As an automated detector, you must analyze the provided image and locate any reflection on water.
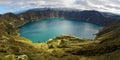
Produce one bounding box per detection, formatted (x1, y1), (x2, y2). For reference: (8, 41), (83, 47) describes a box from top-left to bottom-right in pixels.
(20, 18), (103, 42)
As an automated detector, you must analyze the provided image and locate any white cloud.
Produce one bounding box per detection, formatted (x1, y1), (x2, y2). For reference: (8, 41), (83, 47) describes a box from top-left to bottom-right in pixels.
(0, 0), (13, 5)
(0, 0), (120, 14)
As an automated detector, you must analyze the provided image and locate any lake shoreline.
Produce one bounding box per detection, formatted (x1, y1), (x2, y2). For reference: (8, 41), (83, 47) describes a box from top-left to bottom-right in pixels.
(19, 18), (103, 43)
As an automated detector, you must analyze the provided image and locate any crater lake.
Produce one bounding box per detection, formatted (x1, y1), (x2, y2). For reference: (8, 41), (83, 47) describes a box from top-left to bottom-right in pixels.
(19, 18), (103, 42)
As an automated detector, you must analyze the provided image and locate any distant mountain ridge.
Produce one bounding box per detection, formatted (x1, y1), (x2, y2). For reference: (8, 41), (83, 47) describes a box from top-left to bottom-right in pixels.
(1, 8), (120, 26)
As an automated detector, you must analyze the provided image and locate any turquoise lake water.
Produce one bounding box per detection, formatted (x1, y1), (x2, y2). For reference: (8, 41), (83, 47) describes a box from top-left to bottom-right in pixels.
(19, 18), (103, 42)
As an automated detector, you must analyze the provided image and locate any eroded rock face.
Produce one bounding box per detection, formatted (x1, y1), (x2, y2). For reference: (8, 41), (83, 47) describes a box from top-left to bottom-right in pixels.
(1, 8), (118, 25)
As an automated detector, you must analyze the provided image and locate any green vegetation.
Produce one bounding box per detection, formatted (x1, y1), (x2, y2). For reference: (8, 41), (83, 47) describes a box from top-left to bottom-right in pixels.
(0, 14), (120, 60)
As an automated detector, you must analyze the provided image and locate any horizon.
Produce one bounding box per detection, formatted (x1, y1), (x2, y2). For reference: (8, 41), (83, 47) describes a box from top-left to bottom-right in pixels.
(0, 8), (119, 16)
(0, 0), (120, 14)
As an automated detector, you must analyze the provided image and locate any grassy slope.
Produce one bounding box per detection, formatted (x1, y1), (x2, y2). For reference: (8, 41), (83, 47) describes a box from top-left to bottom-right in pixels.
(0, 16), (120, 60)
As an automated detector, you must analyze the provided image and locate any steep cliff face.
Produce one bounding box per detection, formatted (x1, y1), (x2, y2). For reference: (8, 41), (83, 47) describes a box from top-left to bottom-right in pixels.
(0, 9), (120, 60)
(13, 9), (116, 25)
(0, 8), (115, 26)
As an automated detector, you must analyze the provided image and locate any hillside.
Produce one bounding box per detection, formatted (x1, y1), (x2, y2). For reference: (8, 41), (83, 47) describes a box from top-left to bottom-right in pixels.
(0, 9), (120, 60)
(1, 9), (117, 25)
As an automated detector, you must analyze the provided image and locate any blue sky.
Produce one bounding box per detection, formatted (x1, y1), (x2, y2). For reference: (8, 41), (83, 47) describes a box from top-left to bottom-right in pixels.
(0, 0), (120, 14)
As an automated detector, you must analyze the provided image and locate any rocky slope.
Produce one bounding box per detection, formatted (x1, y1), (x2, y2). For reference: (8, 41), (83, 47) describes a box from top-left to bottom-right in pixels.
(1, 8), (118, 25)
(0, 8), (120, 60)
(20, 9), (114, 25)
